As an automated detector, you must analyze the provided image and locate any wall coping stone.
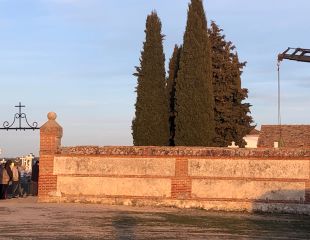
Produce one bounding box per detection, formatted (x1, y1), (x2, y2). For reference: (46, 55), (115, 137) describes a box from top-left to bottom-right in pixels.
(60, 146), (310, 158)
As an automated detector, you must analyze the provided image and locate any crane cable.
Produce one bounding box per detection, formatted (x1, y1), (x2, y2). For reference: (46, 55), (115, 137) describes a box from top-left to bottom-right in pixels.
(277, 61), (281, 126)
(277, 60), (283, 147)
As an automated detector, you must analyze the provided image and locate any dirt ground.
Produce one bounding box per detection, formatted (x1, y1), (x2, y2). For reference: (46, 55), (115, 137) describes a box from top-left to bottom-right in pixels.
(0, 197), (310, 240)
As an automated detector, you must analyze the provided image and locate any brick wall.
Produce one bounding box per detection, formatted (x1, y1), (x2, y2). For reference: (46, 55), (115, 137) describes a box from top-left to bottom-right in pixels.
(39, 115), (310, 214)
(171, 158), (191, 199)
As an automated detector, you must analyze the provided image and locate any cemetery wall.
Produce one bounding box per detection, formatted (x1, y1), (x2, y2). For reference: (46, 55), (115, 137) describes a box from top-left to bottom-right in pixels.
(38, 114), (310, 214)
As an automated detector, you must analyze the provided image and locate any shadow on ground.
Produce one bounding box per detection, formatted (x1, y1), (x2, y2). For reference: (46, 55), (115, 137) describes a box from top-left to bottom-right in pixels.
(0, 197), (310, 239)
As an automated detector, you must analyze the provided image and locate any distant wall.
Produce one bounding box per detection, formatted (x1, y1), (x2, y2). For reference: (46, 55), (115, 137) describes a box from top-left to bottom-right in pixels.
(243, 135), (259, 148)
(38, 114), (310, 214)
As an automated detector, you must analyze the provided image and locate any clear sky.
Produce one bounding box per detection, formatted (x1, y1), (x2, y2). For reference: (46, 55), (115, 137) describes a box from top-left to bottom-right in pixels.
(0, 0), (309, 157)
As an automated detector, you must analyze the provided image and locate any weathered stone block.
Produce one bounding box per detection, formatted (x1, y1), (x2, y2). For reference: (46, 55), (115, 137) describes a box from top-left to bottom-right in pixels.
(192, 179), (305, 201)
(57, 176), (171, 197)
(54, 157), (175, 176)
(189, 159), (309, 179)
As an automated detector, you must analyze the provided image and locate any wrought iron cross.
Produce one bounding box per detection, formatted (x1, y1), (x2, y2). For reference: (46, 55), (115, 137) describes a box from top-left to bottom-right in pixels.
(0, 102), (39, 131)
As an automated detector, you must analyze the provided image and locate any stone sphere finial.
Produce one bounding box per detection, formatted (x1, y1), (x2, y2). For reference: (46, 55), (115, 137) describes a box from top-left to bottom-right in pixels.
(47, 112), (57, 121)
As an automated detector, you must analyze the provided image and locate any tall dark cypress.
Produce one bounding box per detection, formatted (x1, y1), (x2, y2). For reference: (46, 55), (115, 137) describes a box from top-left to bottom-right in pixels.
(132, 11), (169, 146)
(209, 22), (254, 147)
(167, 45), (182, 146)
(174, 0), (215, 146)
(231, 54), (254, 147)
(209, 22), (235, 147)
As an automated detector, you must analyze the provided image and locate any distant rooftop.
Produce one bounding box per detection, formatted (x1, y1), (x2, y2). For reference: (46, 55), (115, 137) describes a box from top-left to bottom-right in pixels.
(248, 128), (260, 135)
(257, 125), (310, 148)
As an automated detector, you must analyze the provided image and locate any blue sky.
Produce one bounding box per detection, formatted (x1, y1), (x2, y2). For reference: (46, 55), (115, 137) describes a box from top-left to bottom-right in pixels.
(0, 0), (309, 157)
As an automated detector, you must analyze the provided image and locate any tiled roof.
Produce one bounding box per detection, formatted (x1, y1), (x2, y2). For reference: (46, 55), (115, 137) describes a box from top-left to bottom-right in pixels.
(257, 125), (310, 148)
(248, 128), (260, 135)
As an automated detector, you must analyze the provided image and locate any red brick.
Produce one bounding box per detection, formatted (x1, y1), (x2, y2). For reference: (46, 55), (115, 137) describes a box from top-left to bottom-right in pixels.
(39, 116), (62, 198)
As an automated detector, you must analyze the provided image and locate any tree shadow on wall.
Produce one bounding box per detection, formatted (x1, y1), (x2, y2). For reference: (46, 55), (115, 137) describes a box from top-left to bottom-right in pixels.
(248, 189), (310, 239)
(112, 213), (137, 240)
(251, 189), (308, 214)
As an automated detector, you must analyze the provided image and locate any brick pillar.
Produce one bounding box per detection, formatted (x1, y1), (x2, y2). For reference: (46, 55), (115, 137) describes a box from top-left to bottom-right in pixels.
(38, 112), (63, 201)
(171, 158), (191, 199)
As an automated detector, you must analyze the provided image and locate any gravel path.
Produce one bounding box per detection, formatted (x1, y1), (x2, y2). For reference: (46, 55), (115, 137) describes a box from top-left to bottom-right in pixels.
(0, 197), (310, 239)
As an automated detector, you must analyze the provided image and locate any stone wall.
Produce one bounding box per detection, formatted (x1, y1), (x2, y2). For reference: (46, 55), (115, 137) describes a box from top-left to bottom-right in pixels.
(38, 114), (310, 214)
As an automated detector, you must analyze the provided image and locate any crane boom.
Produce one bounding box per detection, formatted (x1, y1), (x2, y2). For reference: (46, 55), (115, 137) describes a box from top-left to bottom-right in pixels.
(275, 47), (309, 147)
(278, 47), (310, 63)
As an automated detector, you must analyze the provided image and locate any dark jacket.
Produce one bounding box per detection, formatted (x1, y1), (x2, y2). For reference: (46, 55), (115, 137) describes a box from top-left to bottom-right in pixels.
(31, 162), (39, 182)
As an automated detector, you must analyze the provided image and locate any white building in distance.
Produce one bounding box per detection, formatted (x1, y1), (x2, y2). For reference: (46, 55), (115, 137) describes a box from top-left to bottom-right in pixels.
(21, 153), (35, 172)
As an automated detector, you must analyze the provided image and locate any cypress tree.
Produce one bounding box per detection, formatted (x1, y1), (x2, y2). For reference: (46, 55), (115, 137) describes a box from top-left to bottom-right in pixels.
(174, 0), (215, 146)
(230, 54), (254, 147)
(132, 11), (169, 146)
(209, 21), (254, 147)
(209, 22), (235, 147)
(167, 45), (182, 146)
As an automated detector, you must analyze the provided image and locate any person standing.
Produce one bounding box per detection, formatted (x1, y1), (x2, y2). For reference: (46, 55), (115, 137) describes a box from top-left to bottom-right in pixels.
(6, 160), (14, 198)
(0, 163), (10, 199)
(20, 166), (29, 197)
(31, 161), (39, 196)
(0, 160), (13, 199)
(12, 165), (23, 198)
